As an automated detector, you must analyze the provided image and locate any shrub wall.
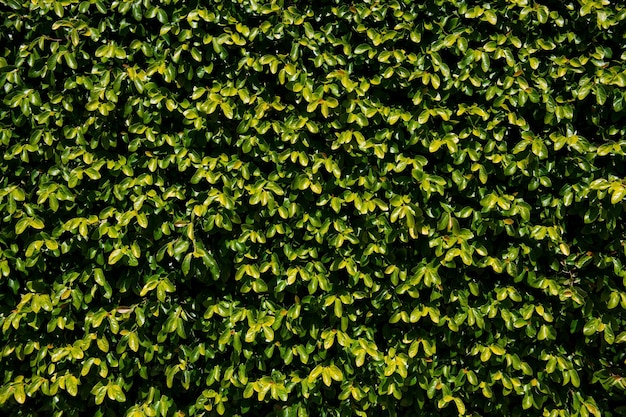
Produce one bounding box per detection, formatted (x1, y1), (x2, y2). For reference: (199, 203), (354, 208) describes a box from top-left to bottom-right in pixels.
(1, 0), (626, 416)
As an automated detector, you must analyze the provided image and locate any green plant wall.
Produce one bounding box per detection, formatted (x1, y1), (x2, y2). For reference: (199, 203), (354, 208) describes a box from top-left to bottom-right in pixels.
(1, 0), (626, 416)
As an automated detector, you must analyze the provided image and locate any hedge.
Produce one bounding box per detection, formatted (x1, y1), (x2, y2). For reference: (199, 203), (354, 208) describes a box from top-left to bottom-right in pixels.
(1, 0), (626, 416)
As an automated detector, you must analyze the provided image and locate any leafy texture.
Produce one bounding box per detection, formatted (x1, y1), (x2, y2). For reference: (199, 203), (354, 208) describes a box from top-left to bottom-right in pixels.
(1, 0), (626, 416)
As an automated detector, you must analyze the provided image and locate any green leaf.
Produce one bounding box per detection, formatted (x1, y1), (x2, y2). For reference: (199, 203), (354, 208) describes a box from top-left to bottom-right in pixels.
(483, 10), (497, 25)
(65, 53), (78, 69)
(182, 253), (192, 276)
(220, 101), (234, 119)
(613, 91), (624, 111)
(328, 364), (343, 382)
(252, 279), (268, 293)
(13, 383), (26, 404)
(569, 369), (580, 388)
(583, 319), (599, 336)
(292, 175), (310, 190)
(65, 375), (78, 397)
(595, 84), (607, 105)
(97, 336), (109, 353)
(108, 248), (124, 265)
(611, 187), (626, 204)
(106, 383), (126, 402)
(481, 52), (490, 72)
(128, 332), (139, 352)
(15, 218), (29, 235)
(454, 397), (466, 415)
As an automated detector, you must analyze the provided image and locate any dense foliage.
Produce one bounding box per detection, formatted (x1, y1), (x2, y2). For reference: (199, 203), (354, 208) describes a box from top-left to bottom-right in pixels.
(2, 0), (626, 416)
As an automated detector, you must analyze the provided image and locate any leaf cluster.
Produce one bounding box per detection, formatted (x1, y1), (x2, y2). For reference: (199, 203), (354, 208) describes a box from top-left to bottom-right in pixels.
(1, 0), (626, 416)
